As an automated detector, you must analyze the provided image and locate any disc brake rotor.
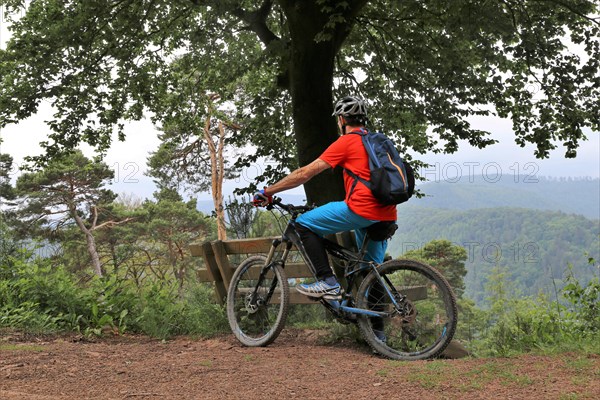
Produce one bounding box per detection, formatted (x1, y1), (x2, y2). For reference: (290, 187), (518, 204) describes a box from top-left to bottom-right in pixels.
(244, 293), (266, 314)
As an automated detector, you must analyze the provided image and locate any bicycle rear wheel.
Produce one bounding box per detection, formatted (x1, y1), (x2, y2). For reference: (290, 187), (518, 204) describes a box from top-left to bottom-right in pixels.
(356, 259), (457, 360)
(227, 255), (289, 347)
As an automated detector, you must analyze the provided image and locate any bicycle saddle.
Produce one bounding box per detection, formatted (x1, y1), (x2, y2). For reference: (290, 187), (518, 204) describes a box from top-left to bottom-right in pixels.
(366, 221), (398, 241)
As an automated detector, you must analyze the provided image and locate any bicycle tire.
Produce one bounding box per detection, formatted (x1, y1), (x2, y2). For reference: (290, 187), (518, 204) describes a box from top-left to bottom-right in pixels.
(227, 255), (289, 347)
(356, 259), (457, 360)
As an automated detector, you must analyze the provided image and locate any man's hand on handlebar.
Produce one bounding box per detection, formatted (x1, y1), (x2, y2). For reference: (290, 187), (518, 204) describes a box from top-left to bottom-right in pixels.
(252, 188), (273, 207)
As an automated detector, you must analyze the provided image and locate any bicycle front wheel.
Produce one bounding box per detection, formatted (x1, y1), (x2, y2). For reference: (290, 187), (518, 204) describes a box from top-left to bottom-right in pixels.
(227, 255), (289, 347)
(356, 259), (457, 360)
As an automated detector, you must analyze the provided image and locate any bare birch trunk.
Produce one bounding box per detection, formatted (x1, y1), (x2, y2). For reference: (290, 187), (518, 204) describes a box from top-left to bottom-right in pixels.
(204, 117), (227, 240)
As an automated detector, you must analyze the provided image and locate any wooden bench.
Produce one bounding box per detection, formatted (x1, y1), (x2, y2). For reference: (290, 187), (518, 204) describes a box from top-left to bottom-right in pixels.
(189, 233), (429, 306)
(189, 232), (357, 304)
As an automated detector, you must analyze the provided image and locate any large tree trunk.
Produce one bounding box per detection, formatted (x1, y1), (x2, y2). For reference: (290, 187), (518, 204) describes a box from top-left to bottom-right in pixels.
(282, 1), (366, 205)
(290, 53), (345, 206)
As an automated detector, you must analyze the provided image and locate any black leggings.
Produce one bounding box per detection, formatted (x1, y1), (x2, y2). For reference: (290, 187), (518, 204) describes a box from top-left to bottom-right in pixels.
(296, 223), (334, 279)
(297, 222), (384, 331)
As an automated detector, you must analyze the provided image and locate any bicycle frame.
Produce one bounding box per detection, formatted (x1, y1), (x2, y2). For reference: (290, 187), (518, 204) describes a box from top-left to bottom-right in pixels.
(229, 199), (458, 358)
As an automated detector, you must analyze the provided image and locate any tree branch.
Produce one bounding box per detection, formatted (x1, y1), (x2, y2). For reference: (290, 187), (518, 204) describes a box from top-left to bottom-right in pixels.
(91, 205), (99, 229)
(93, 217), (135, 231)
(331, 0), (370, 53)
(232, 0), (281, 46)
(547, 0), (600, 26)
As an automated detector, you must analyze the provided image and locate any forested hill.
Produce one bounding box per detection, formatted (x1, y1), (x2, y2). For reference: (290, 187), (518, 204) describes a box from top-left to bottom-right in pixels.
(197, 176), (599, 307)
(389, 206), (600, 306)
(412, 175), (600, 219)
(198, 176), (599, 218)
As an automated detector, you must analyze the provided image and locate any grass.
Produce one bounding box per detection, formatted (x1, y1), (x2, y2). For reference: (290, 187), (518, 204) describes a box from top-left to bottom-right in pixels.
(0, 344), (45, 352)
(522, 336), (600, 357)
(385, 360), (454, 389)
(458, 381), (483, 392)
(562, 355), (599, 392)
(321, 323), (362, 344)
(570, 375), (590, 386)
(559, 394), (580, 400)
(498, 370), (534, 387)
(458, 361), (499, 390)
(412, 373), (442, 389)
(385, 359), (542, 392)
(424, 360), (448, 372)
(382, 351), (598, 396)
(565, 356), (594, 373)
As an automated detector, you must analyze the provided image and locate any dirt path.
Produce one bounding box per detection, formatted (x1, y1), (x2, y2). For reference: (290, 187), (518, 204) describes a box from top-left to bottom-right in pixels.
(1, 330), (598, 400)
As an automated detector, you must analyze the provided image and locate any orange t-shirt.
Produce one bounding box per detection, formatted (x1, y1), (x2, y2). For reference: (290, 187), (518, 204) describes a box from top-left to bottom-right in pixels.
(318, 130), (397, 221)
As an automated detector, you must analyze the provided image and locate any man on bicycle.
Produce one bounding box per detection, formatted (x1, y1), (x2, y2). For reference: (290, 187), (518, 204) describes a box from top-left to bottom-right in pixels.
(253, 96), (397, 300)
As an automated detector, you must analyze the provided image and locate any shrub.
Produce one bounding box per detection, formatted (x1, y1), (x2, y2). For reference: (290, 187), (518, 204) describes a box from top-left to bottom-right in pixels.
(0, 302), (60, 333)
(0, 253), (228, 339)
(180, 283), (228, 337)
(135, 281), (228, 339)
(561, 262), (600, 334)
(475, 260), (600, 356)
(136, 282), (187, 339)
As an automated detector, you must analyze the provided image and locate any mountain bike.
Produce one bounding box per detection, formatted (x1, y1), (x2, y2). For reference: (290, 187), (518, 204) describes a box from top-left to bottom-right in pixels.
(226, 197), (457, 360)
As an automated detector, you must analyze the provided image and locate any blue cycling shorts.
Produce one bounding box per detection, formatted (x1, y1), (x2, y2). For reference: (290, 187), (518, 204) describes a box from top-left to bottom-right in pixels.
(296, 201), (390, 264)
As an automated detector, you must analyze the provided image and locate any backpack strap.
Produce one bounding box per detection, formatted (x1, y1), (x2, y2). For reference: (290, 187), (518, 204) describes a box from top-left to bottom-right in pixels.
(345, 169), (371, 201)
(347, 127), (368, 137)
(344, 128), (370, 200)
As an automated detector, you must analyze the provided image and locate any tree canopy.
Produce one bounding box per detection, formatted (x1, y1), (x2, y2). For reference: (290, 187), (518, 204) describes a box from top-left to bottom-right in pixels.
(15, 150), (118, 276)
(403, 239), (468, 297)
(0, 0), (598, 203)
(0, 149), (15, 203)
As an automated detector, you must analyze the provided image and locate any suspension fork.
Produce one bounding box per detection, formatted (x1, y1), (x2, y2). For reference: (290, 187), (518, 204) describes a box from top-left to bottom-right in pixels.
(249, 239), (293, 305)
(265, 241), (292, 301)
(249, 239), (281, 304)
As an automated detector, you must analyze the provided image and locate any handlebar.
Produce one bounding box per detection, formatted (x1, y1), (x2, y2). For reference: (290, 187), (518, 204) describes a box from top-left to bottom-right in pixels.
(266, 197), (315, 215)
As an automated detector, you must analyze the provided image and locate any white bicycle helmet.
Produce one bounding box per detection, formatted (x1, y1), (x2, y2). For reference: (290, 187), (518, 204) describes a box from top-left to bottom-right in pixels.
(332, 96), (367, 117)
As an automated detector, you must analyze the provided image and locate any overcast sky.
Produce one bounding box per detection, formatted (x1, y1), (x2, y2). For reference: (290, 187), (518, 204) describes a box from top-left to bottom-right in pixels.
(1, 11), (598, 202)
(1, 100), (598, 203)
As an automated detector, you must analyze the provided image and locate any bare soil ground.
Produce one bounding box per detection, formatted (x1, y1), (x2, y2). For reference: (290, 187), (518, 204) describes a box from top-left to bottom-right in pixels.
(1, 329), (598, 400)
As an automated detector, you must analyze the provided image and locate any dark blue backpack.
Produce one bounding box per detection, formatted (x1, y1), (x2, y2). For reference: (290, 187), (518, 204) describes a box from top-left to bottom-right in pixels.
(346, 130), (414, 205)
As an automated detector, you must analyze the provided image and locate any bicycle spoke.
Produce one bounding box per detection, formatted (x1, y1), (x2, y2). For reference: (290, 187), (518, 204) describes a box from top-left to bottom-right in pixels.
(357, 259), (457, 360)
(227, 256), (289, 347)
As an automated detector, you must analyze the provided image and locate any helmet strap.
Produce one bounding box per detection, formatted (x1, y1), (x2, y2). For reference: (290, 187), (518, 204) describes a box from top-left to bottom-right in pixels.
(337, 115), (348, 135)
